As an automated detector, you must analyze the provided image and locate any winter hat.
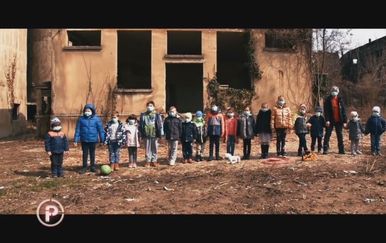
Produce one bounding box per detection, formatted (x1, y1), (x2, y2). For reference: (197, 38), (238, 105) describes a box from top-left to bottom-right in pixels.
(315, 106), (323, 113)
(50, 117), (61, 127)
(372, 106), (381, 113)
(331, 86), (339, 93)
(350, 111), (358, 118)
(196, 111), (203, 117)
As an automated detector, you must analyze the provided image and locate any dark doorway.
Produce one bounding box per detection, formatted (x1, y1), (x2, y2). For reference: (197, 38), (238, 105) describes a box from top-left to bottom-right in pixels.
(217, 32), (251, 89)
(166, 64), (203, 113)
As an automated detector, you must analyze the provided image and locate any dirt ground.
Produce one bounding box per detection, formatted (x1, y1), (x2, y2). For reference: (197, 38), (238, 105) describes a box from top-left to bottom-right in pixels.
(0, 131), (385, 214)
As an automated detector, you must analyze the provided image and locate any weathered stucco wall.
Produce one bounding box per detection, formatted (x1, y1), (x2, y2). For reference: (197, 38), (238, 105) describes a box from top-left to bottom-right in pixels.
(31, 29), (312, 138)
(0, 29), (27, 138)
(252, 29), (312, 114)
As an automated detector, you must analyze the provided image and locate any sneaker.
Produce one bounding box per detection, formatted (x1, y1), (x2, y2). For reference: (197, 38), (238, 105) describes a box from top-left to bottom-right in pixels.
(169, 161), (176, 166)
(208, 157), (214, 161)
(145, 162), (151, 167)
(79, 168), (87, 174)
(377, 152), (383, 156)
(90, 167), (97, 173)
(351, 152), (357, 156)
(187, 159), (193, 163)
(151, 162), (159, 167)
(133, 163), (137, 168)
(356, 150), (362, 155)
(372, 152), (377, 156)
(339, 151), (345, 155)
(323, 150), (328, 155)
(51, 174), (58, 178)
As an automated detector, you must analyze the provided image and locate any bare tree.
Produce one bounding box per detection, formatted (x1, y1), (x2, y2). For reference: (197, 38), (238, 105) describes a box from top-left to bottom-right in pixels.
(312, 29), (352, 106)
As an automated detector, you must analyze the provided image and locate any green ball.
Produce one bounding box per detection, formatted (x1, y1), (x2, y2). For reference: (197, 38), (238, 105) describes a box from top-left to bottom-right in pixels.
(100, 165), (112, 175)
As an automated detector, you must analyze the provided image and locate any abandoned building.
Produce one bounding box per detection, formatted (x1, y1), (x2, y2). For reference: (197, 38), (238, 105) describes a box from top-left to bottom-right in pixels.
(0, 29), (28, 138)
(1, 29), (313, 138)
(340, 36), (386, 107)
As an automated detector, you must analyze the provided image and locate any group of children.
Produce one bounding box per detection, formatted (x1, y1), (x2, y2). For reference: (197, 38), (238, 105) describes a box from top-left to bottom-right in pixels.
(43, 98), (386, 178)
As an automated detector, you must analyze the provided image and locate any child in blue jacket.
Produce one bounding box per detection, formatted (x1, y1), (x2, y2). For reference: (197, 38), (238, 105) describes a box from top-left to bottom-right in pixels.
(45, 117), (69, 177)
(364, 106), (386, 156)
(74, 104), (105, 174)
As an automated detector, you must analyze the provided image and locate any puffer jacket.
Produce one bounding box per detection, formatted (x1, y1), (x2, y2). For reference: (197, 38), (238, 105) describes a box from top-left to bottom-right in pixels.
(365, 115), (386, 135)
(45, 131), (69, 154)
(347, 119), (365, 140)
(74, 104), (105, 143)
(271, 105), (292, 129)
(193, 117), (207, 144)
(294, 114), (308, 135)
(206, 112), (225, 137)
(163, 116), (182, 140)
(104, 120), (126, 146)
(238, 114), (255, 139)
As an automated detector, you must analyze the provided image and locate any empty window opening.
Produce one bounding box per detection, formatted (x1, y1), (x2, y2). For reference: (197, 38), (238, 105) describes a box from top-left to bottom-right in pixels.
(265, 30), (296, 50)
(118, 31), (151, 89)
(217, 32), (251, 89)
(12, 104), (20, 120)
(67, 30), (101, 46)
(166, 64), (203, 113)
(167, 31), (201, 55)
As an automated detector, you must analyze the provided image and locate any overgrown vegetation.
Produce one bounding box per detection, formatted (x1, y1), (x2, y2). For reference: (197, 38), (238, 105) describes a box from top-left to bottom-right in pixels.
(5, 55), (17, 108)
(207, 76), (256, 113)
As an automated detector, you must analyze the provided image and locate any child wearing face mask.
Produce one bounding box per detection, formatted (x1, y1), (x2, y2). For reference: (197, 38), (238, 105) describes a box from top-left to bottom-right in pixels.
(193, 110), (207, 161)
(104, 111), (126, 171)
(139, 101), (164, 167)
(364, 106), (386, 156)
(255, 103), (272, 159)
(206, 105), (225, 161)
(346, 111), (365, 156)
(44, 117), (69, 177)
(306, 106), (326, 153)
(238, 107), (255, 160)
(181, 112), (197, 163)
(124, 114), (141, 168)
(74, 104), (106, 174)
(224, 108), (238, 156)
(271, 96), (293, 157)
(295, 104), (310, 156)
(163, 106), (182, 165)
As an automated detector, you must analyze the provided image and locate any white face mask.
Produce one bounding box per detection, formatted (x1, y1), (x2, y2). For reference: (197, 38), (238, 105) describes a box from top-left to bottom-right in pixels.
(169, 111), (176, 117)
(300, 109), (306, 115)
(52, 126), (62, 131)
(112, 118), (118, 123)
(227, 113), (234, 118)
(128, 119), (135, 125)
(353, 117), (359, 122)
(373, 111), (380, 116)
(147, 106), (154, 112)
(261, 108), (269, 112)
(84, 111), (92, 116)
(244, 111), (251, 116)
(331, 91), (339, 97)
(278, 100), (285, 106)
(315, 112), (321, 117)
